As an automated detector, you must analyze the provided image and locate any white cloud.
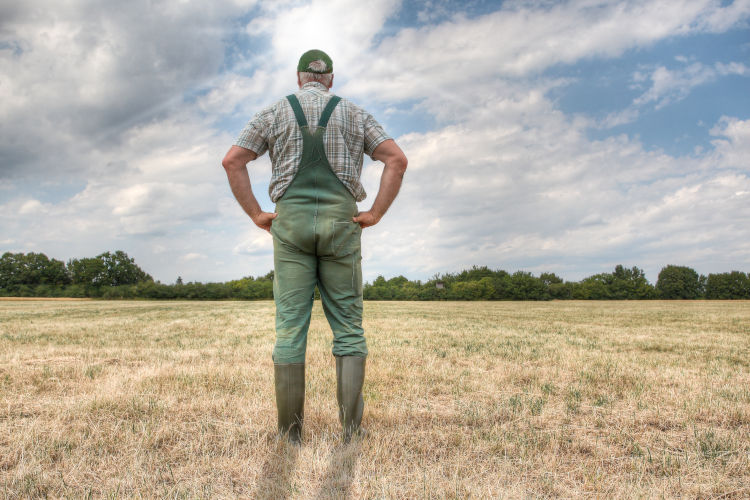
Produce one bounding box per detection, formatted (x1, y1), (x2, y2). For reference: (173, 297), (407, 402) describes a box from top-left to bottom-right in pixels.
(0, 103), (240, 277)
(341, 0), (750, 107)
(0, 0), (251, 179)
(598, 108), (641, 128)
(596, 58), (749, 129)
(18, 199), (46, 215)
(247, 0), (401, 73)
(233, 232), (274, 256)
(182, 253), (208, 262)
(633, 61), (748, 109)
(709, 117), (750, 168)
(695, 0), (750, 32)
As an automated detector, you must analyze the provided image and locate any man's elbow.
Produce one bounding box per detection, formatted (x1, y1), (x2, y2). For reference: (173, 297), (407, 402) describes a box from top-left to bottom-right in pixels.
(222, 156), (241, 172)
(393, 154), (408, 177)
(223, 146), (257, 171)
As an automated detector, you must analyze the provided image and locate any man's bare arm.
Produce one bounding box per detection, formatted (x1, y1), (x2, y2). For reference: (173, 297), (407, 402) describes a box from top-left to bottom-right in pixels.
(221, 145), (277, 232)
(353, 139), (408, 228)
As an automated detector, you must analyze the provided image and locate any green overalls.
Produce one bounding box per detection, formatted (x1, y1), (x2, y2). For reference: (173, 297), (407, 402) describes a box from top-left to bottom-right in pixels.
(270, 94), (368, 364)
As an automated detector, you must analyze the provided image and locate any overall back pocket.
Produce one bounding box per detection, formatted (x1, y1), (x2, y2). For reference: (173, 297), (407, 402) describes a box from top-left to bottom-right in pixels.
(331, 221), (361, 257)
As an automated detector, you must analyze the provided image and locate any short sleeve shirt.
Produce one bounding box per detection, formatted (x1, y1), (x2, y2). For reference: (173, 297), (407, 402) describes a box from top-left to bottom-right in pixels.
(234, 82), (391, 202)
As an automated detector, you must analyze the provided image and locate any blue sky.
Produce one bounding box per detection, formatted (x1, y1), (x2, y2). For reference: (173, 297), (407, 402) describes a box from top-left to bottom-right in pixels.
(1, 0), (749, 284)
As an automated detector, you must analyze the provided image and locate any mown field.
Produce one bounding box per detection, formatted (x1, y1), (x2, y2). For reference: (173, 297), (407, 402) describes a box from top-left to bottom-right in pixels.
(0, 300), (748, 498)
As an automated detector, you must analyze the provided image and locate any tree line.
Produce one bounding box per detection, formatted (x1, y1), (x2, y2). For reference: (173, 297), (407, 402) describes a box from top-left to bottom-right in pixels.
(365, 265), (749, 300)
(0, 251), (273, 300)
(1, 251), (749, 300)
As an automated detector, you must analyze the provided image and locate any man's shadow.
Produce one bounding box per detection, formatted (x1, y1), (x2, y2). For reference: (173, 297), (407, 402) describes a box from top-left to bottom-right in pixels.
(249, 434), (301, 499)
(312, 439), (363, 499)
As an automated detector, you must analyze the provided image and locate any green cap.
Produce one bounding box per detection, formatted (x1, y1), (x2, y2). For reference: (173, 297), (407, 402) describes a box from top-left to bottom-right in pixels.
(297, 49), (333, 74)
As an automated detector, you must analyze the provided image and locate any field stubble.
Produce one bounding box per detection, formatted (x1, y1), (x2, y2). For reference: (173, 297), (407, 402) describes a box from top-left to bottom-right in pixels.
(0, 300), (748, 498)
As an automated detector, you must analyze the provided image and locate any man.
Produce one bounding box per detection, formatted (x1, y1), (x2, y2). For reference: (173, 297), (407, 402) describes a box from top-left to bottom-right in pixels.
(221, 49), (407, 443)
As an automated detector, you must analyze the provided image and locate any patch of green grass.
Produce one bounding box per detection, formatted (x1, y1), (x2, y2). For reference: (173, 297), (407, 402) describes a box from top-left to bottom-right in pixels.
(85, 364), (103, 379)
(540, 382), (556, 395)
(529, 396), (546, 416)
(592, 394), (610, 407)
(508, 394), (523, 414)
(566, 386), (582, 414)
(694, 427), (736, 461)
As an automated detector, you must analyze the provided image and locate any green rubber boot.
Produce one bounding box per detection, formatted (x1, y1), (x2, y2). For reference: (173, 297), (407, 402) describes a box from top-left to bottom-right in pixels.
(274, 363), (305, 444)
(335, 356), (366, 443)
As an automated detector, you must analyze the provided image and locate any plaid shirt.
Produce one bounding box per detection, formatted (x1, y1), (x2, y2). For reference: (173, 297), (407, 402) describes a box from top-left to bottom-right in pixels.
(235, 82), (391, 202)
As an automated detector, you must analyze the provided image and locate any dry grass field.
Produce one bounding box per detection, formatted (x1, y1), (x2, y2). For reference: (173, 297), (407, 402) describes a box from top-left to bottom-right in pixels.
(0, 300), (748, 498)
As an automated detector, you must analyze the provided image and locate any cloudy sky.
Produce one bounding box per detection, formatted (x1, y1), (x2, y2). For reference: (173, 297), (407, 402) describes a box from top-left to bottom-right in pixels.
(1, 0), (749, 285)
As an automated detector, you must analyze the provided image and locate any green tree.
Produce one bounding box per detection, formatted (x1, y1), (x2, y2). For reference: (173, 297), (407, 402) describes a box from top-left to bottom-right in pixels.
(448, 281), (485, 300)
(69, 251), (151, 288)
(100, 251), (152, 286)
(548, 281), (573, 300)
(487, 271), (512, 299)
(510, 271), (548, 300)
(27, 252), (69, 285)
(386, 275), (410, 287)
(611, 265), (655, 299)
(578, 273), (612, 299)
(454, 265), (495, 282)
(539, 272), (563, 286)
(68, 256), (108, 287)
(0, 252), (70, 293)
(417, 281), (447, 300)
(705, 271), (750, 299)
(656, 265), (704, 299)
(575, 266), (655, 300)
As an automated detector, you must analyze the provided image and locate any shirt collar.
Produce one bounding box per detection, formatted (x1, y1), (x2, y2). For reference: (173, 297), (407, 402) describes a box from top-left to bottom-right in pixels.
(301, 81), (329, 92)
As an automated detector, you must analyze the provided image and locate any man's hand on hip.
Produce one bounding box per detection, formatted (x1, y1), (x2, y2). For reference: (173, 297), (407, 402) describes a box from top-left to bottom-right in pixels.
(353, 211), (381, 228)
(253, 211), (278, 232)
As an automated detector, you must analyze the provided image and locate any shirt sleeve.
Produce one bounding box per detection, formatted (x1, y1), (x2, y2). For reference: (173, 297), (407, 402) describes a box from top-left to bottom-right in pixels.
(234, 107), (274, 156)
(362, 112), (392, 158)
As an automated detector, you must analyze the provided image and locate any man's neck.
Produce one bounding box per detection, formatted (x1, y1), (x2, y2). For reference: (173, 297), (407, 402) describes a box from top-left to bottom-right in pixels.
(301, 81), (329, 92)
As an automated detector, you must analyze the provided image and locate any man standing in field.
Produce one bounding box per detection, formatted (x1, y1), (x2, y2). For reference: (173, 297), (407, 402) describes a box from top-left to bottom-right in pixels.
(221, 50), (407, 443)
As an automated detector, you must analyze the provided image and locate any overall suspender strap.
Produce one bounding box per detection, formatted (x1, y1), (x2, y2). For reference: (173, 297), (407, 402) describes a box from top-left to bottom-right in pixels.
(286, 94), (341, 129)
(318, 96), (341, 128)
(286, 94), (308, 128)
